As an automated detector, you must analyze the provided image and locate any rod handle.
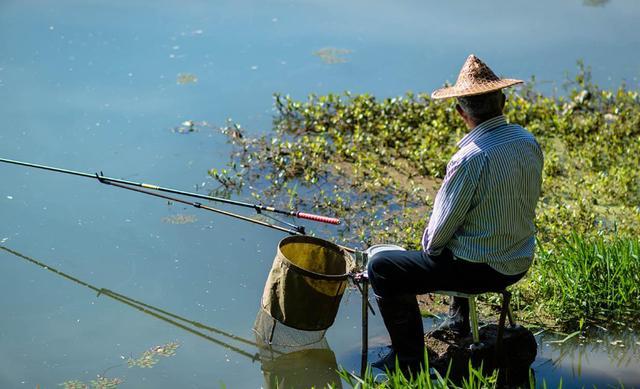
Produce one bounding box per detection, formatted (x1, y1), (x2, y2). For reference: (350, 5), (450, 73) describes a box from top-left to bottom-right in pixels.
(296, 212), (341, 225)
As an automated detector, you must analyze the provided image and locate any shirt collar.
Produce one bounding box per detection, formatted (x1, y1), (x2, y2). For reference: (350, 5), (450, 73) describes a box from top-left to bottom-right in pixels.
(457, 115), (508, 148)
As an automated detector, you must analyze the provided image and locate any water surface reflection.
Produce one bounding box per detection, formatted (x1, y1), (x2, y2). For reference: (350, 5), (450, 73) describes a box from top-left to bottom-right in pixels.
(1, 244), (348, 388)
(535, 328), (640, 387)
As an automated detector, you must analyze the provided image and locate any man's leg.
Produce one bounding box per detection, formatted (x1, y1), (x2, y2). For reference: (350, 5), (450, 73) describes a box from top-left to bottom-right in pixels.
(371, 292), (424, 372)
(367, 248), (528, 361)
(366, 249), (454, 372)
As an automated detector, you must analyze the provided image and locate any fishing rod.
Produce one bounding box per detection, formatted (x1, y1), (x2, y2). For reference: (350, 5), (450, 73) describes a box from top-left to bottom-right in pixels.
(98, 176), (305, 235)
(102, 178), (364, 254)
(0, 157), (341, 225)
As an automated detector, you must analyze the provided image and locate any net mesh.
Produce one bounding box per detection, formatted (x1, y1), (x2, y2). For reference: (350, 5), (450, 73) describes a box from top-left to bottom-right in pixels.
(254, 307), (326, 349)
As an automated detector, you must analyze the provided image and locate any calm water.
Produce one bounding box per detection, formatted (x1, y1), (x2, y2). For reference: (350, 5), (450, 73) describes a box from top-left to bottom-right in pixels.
(1, 1), (639, 387)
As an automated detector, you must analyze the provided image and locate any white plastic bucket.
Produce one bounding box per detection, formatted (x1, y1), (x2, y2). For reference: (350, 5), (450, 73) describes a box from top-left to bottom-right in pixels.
(365, 243), (406, 257)
(361, 244), (406, 279)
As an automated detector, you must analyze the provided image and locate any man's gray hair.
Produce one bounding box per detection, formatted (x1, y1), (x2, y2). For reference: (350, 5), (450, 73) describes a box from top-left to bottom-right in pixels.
(457, 91), (504, 121)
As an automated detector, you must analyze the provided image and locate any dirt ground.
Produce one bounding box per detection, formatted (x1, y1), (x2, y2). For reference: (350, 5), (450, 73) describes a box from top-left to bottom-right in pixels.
(417, 293), (450, 318)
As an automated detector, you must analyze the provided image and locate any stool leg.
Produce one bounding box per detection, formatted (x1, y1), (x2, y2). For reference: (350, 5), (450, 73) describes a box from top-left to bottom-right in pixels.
(468, 297), (480, 345)
(495, 291), (511, 361)
(507, 298), (516, 327)
(507, 303), (516, 327)
(360, 280), (369, 377)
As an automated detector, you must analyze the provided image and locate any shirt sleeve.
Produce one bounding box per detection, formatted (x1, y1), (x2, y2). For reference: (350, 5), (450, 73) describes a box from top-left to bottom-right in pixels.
(422, 154), (485, 255)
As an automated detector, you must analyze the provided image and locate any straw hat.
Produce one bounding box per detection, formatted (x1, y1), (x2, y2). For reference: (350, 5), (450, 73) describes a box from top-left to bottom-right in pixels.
(431, 54), (523, 99)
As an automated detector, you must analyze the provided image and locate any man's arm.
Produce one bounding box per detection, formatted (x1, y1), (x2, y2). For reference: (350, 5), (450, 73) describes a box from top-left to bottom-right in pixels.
(423, 154), (485, 255)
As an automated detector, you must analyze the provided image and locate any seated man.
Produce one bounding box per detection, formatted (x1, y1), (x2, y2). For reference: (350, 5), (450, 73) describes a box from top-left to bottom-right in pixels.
(367, 54), (544, 373)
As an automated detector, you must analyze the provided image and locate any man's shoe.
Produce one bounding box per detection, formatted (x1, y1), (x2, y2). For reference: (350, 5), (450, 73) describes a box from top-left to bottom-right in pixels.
(432, 315), (470, 337)
(371, 348), (423, 376)
(371, 349), (397, 371)
(429, 296), (470, 337)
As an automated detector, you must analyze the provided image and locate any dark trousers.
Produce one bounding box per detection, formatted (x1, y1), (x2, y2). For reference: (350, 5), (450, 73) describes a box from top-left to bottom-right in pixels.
(366, 248), (526, 364)
(367, 248), (525, 298)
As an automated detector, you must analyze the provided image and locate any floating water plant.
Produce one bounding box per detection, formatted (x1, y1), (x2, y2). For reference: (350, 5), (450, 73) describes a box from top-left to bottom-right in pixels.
(59, 342), (180, 388)
(127, 341), (180, 368)
(162, 214), (198, 224)
(60, 377), (123, 389)
(176, 73), (198, 84)
(172, 120), (199, 134)
(60, 381), (88, 389)
(313, 47), (352, 64)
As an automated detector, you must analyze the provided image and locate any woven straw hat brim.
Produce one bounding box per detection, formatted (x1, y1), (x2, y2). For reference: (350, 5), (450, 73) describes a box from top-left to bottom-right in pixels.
(431, 78), (523, 99)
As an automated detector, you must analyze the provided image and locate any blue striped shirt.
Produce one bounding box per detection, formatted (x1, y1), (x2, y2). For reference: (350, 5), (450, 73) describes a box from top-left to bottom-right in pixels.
(421, 115), (543, 275)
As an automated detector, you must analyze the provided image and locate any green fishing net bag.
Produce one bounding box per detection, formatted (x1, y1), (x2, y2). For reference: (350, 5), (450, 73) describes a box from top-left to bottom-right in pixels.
(261, 236), (354, 331)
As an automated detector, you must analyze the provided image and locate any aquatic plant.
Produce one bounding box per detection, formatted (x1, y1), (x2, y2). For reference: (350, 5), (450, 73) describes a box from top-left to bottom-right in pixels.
(313, 47), (352, 64)
(172, 120), (199, 134)
(176, 73), (198, 84)
(59, 342), (180, 388)
(127, 341), (180, 368)
(88, 377), (124, 389)
(60, 381), (89, 389)
(60, 377), (123, 389)
(162, 214), (198, 224)
(210, 63), (640, 328)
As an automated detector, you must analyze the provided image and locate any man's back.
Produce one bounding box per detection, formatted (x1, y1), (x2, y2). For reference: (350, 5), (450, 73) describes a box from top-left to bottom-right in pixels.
(447, 116), (543, 275)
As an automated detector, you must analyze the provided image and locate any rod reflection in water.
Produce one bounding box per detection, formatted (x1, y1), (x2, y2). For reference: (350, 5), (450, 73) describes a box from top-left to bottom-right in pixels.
(0, 245), (264, 362)
(2, 245), (346, 388)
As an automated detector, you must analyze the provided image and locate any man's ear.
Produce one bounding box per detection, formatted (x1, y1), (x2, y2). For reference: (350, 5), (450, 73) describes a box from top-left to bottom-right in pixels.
(500, 92), (506, 110)
(455, 103), (466, 118)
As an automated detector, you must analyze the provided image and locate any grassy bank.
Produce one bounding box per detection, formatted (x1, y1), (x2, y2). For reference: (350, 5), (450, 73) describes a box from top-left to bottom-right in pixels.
(338, 361), (503, 389)
(532, 234), (640, 324)
(211, 65), (640, 329)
